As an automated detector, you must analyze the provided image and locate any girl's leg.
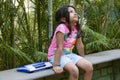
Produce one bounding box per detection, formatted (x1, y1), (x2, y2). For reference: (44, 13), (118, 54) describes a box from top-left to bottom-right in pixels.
(64, 62), (79, 80)
(76, 58), (93, 80)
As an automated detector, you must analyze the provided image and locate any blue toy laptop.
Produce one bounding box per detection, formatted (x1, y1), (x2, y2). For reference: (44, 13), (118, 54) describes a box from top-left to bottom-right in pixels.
(16, 62), (53, 73)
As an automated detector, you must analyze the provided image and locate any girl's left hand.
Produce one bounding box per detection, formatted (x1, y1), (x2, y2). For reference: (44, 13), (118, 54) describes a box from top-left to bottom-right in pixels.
(53, 66), (63, 74)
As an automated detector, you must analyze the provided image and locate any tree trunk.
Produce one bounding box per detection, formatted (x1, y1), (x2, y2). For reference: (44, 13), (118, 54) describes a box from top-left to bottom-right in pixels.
(9, 0), (15, 68)
(9, 0), (15, 47)
(48, 0), (53, 39)
(37, 0), (42, 51)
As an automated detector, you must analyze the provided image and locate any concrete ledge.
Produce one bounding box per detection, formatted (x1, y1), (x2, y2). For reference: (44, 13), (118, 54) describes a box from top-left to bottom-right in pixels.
(0, 68), (55, 80)
(0, 49), (120, 80)
(85, 49), (120, 65)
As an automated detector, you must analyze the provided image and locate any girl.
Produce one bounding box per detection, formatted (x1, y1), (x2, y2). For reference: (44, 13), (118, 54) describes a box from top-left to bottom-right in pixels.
(48, 5), (93, 80)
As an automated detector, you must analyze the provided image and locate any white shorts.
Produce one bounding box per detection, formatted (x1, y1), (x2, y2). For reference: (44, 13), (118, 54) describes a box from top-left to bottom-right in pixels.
(49, 53), (83, 67)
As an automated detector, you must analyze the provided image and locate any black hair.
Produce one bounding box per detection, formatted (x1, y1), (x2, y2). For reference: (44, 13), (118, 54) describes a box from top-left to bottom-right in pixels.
(55, 5), (82, 38)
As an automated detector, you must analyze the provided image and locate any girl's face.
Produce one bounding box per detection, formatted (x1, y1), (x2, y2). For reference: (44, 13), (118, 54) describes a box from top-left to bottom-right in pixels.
(68, 7), (78, 23)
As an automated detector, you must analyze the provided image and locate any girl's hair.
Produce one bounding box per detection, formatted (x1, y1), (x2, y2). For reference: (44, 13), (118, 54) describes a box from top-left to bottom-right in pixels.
(55, 5), (82, 38)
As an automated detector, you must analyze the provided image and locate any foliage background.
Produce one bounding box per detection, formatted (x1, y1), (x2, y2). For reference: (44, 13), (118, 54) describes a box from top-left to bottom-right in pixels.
(0, 0), (120, 70)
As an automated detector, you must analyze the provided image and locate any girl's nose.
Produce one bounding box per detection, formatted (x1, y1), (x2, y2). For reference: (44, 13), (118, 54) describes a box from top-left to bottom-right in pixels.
(74, 12), (77, 15)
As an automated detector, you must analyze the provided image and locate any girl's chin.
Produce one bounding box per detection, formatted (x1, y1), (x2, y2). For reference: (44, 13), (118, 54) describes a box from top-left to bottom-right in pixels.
(74, 18), (78, 21)
(74, 19), (78, 22)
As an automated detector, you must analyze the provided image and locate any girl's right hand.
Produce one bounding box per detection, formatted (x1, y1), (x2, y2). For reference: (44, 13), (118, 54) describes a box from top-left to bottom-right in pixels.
(53, 66), (63, 74)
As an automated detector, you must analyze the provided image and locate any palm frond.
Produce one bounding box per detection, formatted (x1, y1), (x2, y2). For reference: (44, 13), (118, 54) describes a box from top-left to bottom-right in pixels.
(86, 39), (110, 54)
(82, 26), (110, 54)
(0, 44), (34, 70)
(109, 39), (120, 49)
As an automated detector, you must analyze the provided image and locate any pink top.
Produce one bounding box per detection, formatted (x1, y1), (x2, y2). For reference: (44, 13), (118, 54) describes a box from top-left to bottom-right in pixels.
(48, 24), (78, 59)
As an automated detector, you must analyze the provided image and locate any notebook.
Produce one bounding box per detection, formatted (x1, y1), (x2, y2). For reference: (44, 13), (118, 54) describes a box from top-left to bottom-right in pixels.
(16, 62), (53, 73)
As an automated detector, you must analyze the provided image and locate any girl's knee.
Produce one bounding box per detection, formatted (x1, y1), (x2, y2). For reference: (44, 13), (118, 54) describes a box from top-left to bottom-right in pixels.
(70, 67), (79, 78)
(69, 66), (79, 74)
(66, 66), (79, 78)
(86, 62), (93, 73)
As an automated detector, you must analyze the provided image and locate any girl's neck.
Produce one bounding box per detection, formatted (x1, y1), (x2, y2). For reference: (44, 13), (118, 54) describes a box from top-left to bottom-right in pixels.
(71, 22), (76, 31)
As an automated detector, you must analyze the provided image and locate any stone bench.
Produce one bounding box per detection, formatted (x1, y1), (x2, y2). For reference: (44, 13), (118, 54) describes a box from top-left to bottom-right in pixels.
(0, 49), (120, 80)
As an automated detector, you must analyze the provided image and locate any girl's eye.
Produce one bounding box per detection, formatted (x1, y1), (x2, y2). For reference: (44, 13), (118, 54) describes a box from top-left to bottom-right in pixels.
(70, 10), (73, 13)
(69, 10), (76, 13)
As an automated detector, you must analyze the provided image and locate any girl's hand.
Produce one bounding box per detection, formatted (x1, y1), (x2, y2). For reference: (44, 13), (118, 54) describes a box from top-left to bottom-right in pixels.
(53, 66), (63, 74)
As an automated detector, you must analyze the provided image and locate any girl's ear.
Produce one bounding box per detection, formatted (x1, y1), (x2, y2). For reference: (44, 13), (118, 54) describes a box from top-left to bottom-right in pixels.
(61, 17), (66, 22)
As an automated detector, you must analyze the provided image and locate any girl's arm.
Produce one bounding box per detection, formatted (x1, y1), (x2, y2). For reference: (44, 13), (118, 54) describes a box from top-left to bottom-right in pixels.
(54, 32), (64, 66)
(53, 32), (64, 73)
(76, 37), (85, 57)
